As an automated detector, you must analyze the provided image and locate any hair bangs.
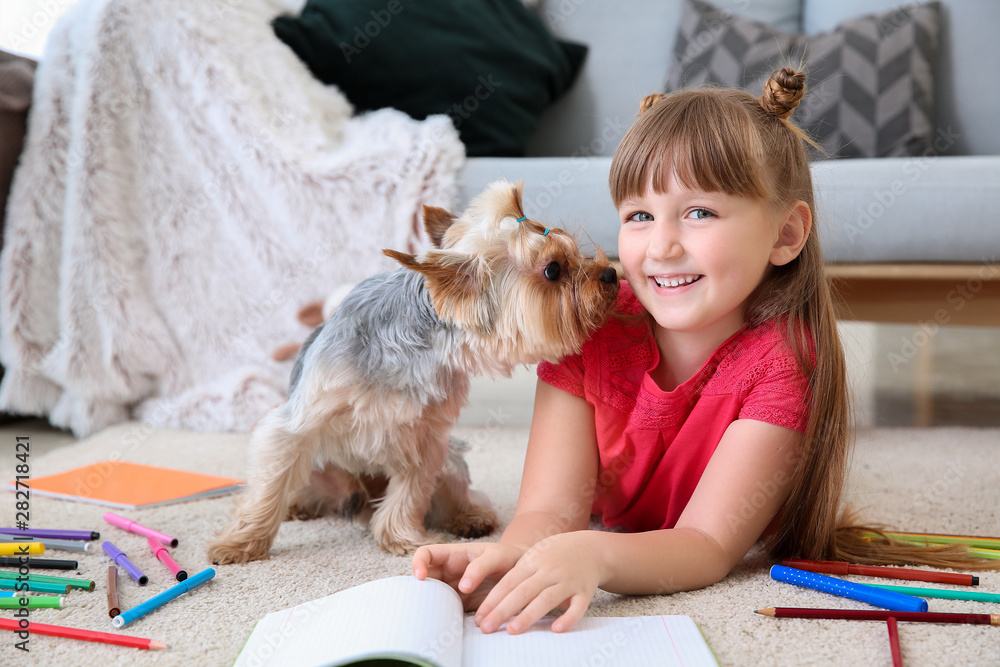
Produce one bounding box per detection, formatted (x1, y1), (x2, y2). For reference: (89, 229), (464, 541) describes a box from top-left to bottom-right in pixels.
(610, 88), (773, 207)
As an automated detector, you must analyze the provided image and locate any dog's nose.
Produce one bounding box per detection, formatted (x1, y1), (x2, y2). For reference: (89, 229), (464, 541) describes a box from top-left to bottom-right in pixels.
(600, 267), (618, 284)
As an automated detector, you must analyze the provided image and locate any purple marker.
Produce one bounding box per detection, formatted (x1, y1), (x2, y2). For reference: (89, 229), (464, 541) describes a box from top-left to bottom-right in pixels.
(0, 527), (99, 541)
(102, 541), (148, 586)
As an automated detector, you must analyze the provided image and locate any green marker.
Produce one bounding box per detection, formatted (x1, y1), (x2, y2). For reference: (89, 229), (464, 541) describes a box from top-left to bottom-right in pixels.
(0, 570), (94, 591)
(0, 579), (68, 594)
(0, 596), (63, 609)
(870, 583), (1000, 604)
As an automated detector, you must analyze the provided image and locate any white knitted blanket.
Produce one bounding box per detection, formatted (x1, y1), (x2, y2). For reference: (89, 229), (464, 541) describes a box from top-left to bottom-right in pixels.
(0, 0), (465, 436)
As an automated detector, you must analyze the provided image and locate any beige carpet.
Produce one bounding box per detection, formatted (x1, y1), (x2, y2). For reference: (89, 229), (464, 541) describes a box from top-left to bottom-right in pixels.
(0, 423), (997, 666)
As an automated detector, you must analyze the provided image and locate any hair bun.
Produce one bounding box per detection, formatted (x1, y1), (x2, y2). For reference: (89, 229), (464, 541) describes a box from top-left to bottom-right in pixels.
(760, 67), (806, 120)
(638, 93), (666, 115)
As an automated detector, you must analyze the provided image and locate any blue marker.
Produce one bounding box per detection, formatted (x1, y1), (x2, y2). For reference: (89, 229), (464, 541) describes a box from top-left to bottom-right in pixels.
(770, 565), (928, 612)
(111, 567), (215, 628)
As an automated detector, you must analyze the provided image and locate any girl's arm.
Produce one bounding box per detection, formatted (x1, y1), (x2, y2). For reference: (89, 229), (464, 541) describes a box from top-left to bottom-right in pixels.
(474, 418), (803, 633)
(412, 379), (599, 599)
(492, 378), (600, 549)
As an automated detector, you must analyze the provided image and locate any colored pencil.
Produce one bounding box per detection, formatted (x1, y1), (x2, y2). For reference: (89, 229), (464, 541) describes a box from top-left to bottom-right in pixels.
(0, 570), (93, 591)
(755, 607), (1000, 625)
(103, 513), (178, 547)
(781, 559), (979, 586)
(887, 617), (902, 667)
(968, 547), (1000, 560)
(0, 556), (79, 570)
(112, 567), (215, 628)
(0, 542), (44, 556)
(882, 531), (1000, 550)
(885, 535), (1000, 559)
(0, 595), (63, 609)
(0, 528), (99, 541)
(869, 583), (1000, 604)
(107, 566), (120, 618)
(0, 618), (166, 649)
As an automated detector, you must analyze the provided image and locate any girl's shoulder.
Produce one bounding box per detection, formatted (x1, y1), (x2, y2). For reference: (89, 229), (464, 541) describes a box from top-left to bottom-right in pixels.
(711, 318), (814, 395)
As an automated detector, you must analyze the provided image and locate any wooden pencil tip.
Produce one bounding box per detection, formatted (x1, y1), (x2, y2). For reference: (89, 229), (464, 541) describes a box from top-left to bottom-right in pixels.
(992, 615), (999, 626)
(755, 608), (777, 617)
(149, 640), (169, 650)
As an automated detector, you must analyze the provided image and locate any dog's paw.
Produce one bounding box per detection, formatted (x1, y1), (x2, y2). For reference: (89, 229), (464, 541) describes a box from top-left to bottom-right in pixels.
(206, 538), (272, 565)
(377, 533), (434, 557)
(445, 506), (498, 538)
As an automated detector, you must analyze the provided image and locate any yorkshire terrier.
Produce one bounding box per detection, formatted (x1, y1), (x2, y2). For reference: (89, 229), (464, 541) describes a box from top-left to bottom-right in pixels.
(207, 180), (619, 564)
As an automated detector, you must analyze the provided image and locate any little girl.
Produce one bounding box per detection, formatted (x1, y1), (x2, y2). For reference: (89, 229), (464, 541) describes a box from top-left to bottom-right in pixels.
(412, 68), (991, 634)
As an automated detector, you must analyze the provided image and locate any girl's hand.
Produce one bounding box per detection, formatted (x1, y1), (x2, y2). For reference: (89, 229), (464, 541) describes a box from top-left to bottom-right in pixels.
(473, 531), (603, 635)
(412, 542), (524, 611)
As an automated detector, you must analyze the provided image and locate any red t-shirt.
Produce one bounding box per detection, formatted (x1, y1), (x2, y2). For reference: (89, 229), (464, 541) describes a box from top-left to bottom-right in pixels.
(537, 281), (811, 533)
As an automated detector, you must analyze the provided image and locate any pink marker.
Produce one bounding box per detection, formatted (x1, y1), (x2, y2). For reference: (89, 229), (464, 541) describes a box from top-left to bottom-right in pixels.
(147, 537), (188, 582)
(103, 512), (178, 547)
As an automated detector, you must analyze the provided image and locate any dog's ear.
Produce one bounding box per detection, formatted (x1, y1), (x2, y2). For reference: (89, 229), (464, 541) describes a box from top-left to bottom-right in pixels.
(382, 249), (496, 335)
(422, 206), (457, 249)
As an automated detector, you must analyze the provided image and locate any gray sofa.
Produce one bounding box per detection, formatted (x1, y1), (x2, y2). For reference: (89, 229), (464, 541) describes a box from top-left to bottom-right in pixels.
(458, 0), (1000, 326)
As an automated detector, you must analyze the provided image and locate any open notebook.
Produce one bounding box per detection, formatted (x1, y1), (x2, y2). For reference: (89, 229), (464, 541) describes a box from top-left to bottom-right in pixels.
(235, 576), (718, 667)
(6, 461), (243, 509)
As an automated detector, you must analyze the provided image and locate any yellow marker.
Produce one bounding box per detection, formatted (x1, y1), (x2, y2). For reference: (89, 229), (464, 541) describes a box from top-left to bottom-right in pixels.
(0, 543), (44, 556)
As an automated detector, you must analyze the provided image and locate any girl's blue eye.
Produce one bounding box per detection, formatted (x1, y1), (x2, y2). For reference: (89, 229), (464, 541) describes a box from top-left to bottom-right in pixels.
(688, 208), (715, 220)
(627, 211), (653, 223)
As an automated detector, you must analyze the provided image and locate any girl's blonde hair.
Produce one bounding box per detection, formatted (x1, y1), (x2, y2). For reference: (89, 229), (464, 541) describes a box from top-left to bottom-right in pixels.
(609, 68), (994, 569)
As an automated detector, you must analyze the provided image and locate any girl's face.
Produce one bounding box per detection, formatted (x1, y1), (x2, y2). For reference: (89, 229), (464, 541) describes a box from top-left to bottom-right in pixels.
(617, 171), (790, 344)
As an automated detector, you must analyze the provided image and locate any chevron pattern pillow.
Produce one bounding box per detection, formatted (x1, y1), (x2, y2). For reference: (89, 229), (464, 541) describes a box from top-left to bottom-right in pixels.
(665, 0), (941, 158)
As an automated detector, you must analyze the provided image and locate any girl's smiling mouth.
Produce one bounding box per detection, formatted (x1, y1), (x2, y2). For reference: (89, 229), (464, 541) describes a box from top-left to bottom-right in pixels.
(652, 274), (703, 289)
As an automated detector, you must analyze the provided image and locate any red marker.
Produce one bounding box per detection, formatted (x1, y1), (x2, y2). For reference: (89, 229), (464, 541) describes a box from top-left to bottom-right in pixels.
(148, 537), (188, 581)
(781, 559), (979, 586)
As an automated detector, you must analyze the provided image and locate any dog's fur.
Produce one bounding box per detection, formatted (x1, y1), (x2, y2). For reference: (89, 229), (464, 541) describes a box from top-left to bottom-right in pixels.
(207, 180), (619, 564)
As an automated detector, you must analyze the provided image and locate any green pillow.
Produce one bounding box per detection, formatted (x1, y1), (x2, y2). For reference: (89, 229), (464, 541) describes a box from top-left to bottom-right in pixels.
(273, 0), (586, 157)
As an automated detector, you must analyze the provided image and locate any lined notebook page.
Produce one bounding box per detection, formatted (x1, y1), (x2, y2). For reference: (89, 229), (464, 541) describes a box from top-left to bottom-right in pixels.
(462, 615), (718, 667)
(235, 576), (464, 667)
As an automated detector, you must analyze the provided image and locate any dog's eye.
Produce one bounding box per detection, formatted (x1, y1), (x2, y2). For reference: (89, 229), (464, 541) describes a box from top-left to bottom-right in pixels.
(543, 262), (561, 281)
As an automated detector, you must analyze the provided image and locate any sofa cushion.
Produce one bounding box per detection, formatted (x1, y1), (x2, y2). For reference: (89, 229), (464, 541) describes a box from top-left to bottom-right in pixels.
(272, 0), (586, 157)
(665, 0), (942, 158)
(529, 0), (803, 158)
(804, 0), (1000, 157)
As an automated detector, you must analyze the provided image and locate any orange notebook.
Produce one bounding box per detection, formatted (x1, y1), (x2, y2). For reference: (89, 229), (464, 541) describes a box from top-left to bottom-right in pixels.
(6, 461), (243, 509)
